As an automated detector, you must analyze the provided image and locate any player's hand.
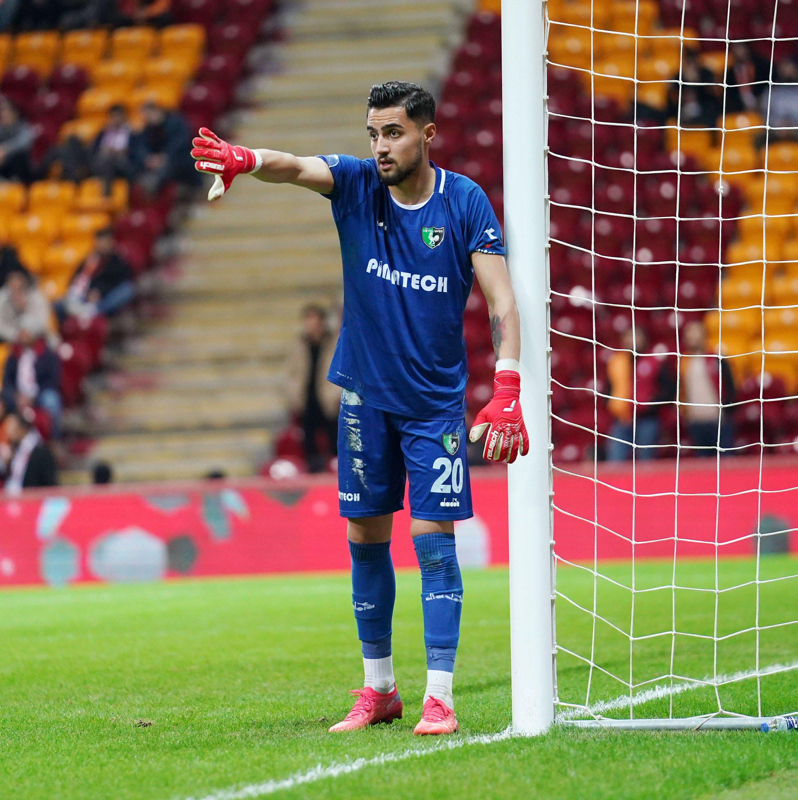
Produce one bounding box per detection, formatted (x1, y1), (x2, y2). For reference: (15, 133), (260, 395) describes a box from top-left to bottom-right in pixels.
(469, 370), (529, 464)
(190, 127), (261, 201)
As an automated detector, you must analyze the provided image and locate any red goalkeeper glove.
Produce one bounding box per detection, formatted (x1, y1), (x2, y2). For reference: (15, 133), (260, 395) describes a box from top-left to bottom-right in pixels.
(469, 369), (530, 464)
(190, 127), (262, 201)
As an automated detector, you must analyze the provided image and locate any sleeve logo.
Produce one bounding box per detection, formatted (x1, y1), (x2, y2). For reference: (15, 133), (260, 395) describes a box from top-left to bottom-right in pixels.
(421, 226), (445, 249)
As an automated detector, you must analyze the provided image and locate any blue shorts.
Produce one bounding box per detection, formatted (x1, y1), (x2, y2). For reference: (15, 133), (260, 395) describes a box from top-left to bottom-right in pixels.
(337, 389), (473, 521)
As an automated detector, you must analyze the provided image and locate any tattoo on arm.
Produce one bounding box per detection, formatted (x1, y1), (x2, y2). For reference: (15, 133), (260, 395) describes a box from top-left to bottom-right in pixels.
(490, 314), (504, 358)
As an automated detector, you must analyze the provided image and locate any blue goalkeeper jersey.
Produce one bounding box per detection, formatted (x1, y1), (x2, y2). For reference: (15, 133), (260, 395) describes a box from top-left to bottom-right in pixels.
(317, 154), (505, 419)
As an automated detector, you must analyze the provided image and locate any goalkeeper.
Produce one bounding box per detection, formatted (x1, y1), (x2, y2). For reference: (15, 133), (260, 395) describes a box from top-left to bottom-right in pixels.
(191, 81), (528, 736)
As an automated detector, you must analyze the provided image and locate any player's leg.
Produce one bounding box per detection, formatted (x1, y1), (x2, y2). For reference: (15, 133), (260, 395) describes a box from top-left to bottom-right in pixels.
(398, 416), (471, 734)
(329, 390), (406, 732)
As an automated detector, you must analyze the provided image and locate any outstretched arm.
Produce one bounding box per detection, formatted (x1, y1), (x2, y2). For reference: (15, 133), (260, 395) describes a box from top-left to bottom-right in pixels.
(468, 253), (529, 464)
(191, 128), (334, 200)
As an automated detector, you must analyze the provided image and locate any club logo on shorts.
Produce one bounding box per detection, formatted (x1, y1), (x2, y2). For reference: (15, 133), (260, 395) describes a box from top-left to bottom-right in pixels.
(422, 226), (445, 249)
(442, 432), (461, 455)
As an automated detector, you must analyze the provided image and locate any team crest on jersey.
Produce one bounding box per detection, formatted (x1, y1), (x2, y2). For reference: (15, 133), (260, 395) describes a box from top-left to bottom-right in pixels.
(442, 432), (460, 455)
(422, 226), (445, 249)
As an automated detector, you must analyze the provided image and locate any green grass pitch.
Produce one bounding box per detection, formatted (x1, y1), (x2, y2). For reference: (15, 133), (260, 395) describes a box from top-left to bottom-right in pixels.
(1, 559), (797, 800)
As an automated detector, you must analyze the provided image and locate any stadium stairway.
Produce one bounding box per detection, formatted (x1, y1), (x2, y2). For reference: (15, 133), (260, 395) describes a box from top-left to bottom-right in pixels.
(63, 0), (472, 484)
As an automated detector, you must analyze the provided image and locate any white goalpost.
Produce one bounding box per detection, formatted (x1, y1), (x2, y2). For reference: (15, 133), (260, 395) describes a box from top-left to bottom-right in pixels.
(504, 0), (798, 733)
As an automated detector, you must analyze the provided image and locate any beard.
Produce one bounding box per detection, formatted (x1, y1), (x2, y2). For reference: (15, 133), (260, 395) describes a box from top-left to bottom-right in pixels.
(377, 145), (425, 186)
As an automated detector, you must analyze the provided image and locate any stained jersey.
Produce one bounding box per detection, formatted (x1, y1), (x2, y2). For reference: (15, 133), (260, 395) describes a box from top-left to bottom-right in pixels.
(317, 154), (505, 420)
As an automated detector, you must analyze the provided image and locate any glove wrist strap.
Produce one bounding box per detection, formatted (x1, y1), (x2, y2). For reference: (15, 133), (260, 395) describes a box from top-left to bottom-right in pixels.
(495, 358), (520, 373)
(249, 149), (263, 173)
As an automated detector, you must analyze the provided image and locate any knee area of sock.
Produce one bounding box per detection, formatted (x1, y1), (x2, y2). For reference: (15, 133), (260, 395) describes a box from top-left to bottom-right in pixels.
(349, 539), (391, 562)
(413, 532), (456, 568)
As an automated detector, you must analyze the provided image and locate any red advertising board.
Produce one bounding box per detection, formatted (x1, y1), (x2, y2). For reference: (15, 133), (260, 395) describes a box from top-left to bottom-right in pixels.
(0, 459), (795, 587)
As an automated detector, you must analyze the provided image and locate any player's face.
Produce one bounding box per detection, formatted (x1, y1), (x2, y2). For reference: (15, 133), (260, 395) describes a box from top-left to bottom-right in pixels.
(367, 107), (433, 186)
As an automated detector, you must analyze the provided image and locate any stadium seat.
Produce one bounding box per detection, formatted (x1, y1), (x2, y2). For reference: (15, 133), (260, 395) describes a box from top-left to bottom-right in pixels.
(0, 34), (11, 74)
(77, 85), (131, 121)
(15, 242), (45, 276)
(722, 112), (765, 151)
(61, 29), (108, 75)
(9, 212), (62, 250)
(0, 182), (27, 216)
(771, 274), (798, 307)
(664, 124), (713, 160)
(59, 116), (105, 144)
(13, 31), (60, 78)
(61, 212), (112, 242)
(41, 242), (92, 283)
(0, 64), (41, 115)
(610, 0), (657, 35)
(766, 142), (798, 173)
(92, 58), (145, 91)
(173, 0), (223, 27)
(28, 90), (76, 128)
(547, 26), (592, 70)
(143, 56), (195, 87)
(130, 81), (184, 110)
(74, 179), (129, 215)
(28, 181), (77, 215)
(160, 23), (206, 63)
(699, 51), (728, 79)
(48, 63), (90, 101)
(111, 27), (158, 61)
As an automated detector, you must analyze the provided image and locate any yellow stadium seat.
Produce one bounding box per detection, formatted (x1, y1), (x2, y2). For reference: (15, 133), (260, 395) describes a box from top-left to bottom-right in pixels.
(593, 32), (637, 61)
(41, 242), (92, 281)
(719, 276), (768, 310)
(77, 86), (131, 121)
(28, 181), (77, 215)
(649, 28), (700, 58)
(74, 179), (128, 215)
(0, 182), (27, 215)
(722, 112), (765, 151)
(781, 240), (798, 274)
(700, 51), (728, 79)
(637, 81), (669, 109)
(743, 173), (797, 212)
(15, 242), (46, 275)
(637, 54), (680, 81)
(727, 238), (783, 266)
(111, 26), (158, 61)
(13, 31), (60, 77)
(764, 308), (798, 335)
(770, 274), (798, 306)
(702, 144), (759, 179)
(61, 29), (108, 74)
(610, 0), (657, 35)
(766, 142), (798, 173)
(142, 56), (194, 86)
(0, 215), (9, 244)
(59, 117), (106, 145)
(0, 34), (12, 73)
(92, 58), (145, 90)
(664, 124), (713, 159)
(736, 215), (791, 254)
(704, 307), (761, 339)
(61, 212), (112, 240)
(8, 212), (62, 249)
(548, 25), (593, 70)
(130, 81), (183, 110)
(478, 0), (501, 12)
(763, 333), (798, 390)
(159, 23), (206, 58)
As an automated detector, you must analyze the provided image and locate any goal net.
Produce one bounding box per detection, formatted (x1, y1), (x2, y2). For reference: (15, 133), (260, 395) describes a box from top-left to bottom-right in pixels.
(544, 0), (798, 728)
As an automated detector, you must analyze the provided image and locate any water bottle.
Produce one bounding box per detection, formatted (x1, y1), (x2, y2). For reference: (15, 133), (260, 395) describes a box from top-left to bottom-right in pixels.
(760, 715), (798, 732)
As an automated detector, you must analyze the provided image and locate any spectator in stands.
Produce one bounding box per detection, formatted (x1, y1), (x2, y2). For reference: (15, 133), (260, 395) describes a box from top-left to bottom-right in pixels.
(0, 410), (58, 493)
(680, 320), (735, 456)
(665, 49), (721, 128)
(284, 304), (341, 473)
(0, 97), (34, 183)
(92, 460), (114, 484)
(8, 0), (62, 31)
(725, 42), (771, 114)
(0, 0), (22, 32)
(92, 104), (136, 196)
(132, 101), (199, 197)
(1, 322), (62, 439)
(36, 133), (93, 183)
(60, 0), (116, 30)
(56, 228), (136, 322)
(0, 270), (52, 345)
(758, 58), (798, 148)
(116, 0), (173, 27)
(606, 327), (674, 461)
(0, 245), (29, 289)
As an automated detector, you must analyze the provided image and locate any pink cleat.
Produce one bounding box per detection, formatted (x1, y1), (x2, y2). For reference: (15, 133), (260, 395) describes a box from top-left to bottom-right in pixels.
(328, 686), (403, 732)
(413, 696), (459, 735)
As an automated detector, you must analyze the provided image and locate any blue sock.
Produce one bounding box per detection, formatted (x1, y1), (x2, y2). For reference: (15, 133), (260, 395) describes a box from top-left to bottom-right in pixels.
(349, 540), (395, 658)
(413, 532), (463, 673)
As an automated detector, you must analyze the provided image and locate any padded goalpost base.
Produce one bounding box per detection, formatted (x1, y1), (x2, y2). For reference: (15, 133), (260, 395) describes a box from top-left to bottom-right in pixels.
(562, 717), (777, 731)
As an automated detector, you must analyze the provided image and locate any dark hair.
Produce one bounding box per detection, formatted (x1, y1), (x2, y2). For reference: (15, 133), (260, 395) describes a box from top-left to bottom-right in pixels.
(92, 461), (113, 484)
(96, 226), (115, 238)
(301, 303), (327, 319)
(367, 82), (436, 125)
(109, 104), (127, 115)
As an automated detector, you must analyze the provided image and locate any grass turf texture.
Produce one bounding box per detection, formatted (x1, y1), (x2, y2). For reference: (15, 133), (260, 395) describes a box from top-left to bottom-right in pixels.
(1, 559), (796, 800)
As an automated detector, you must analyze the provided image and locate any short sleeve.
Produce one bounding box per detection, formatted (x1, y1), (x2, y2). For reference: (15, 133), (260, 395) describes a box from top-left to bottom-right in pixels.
(466, 185), (506, 256)
(316, 154), (372, 221)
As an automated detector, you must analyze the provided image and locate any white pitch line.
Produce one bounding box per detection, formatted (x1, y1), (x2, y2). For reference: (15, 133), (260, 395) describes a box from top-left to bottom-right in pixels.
(182, 728), (515, 800)
(181, 660), (798, 800)
(556, 660), (798, 721)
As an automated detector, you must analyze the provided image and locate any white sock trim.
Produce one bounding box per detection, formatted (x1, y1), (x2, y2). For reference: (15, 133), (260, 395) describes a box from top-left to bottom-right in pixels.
(424, 669), (454, 709)
(363, 656), (395, 693)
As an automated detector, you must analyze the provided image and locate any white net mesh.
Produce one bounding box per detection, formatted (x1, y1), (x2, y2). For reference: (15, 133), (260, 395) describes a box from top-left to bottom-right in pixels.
(546, 0), (798, 722)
